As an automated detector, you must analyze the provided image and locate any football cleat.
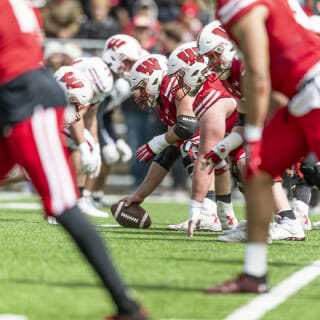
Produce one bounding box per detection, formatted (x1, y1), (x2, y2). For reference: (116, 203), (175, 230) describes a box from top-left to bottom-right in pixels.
(292, 199), (312, 231)
(105, 308), (149, 320)
(217, 228), (248, 243)
(204, 273), (269, 294)
(217, 221), (272, 244)
(78, 196), (109, 218)
(167, 215), (222, 232)
(167, 220), (189, 231)
(270, 217), (305, 241)
(217, 201), (238, 230)
(47, 216), (58, 225)
(312, 220), (320, 227)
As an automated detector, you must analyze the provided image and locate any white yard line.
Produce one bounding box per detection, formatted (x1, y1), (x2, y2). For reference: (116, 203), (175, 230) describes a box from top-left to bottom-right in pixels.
(224, 259), (320, 320)
(0, 315), (28, 320)
(0, 203), (42, 210)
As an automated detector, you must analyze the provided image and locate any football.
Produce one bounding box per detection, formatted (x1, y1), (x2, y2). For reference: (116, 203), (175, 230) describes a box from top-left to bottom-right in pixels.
(111, 201), (151, 229)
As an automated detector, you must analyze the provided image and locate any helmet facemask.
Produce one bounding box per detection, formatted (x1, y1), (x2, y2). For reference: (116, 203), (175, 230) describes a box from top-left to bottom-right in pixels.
(132, 80), (157, 113)
(205, 43), (235, 80)
(169, 70), (191, 101)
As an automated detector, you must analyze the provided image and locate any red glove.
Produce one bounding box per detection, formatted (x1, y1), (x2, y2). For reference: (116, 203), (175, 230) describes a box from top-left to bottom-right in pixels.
(136, 143), (155, 163)
(203, 147), (225, 174)
(244, 140), (262, 180)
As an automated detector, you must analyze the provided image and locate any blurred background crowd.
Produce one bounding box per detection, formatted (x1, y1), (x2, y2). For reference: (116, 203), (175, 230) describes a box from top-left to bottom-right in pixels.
(4, 0), (319, 199)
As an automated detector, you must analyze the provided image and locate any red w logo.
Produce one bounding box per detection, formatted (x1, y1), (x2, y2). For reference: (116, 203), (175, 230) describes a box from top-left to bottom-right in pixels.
(136, 57), (161, 75)
(60, 72), (84, 89)
(107, 38), (126, 50)
(177, 48), (203, 66)
(211, 26), (228, 39)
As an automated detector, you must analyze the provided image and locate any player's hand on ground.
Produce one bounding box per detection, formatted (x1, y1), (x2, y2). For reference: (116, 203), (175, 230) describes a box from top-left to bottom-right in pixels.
(187, 220), (196, 237)
(136, 143), (155, 163)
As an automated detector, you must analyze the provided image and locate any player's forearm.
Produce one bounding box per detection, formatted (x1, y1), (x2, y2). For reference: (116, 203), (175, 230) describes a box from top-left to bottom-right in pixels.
(69, 119), (86, 146)
(134, 162), (168, 200)
(84, 107), (99, 142)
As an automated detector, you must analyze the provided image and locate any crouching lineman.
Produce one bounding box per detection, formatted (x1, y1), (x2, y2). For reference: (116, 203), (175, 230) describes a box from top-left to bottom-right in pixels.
(0, 1), (148, 318)
(129, 50), (238, 234)
(196, 20), (306, 241)
(89, 34), (144, 207)
(166, 42), (243, 237)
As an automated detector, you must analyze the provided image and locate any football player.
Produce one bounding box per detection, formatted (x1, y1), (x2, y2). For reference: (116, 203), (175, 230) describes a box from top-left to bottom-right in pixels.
(89, 35), (144, 207)
(196, 20), (308, 239)
(166, 42), (242, 237)
(203, 0), (320, 294)
(0, 1), (147, 318)
(127, 52), (238, 233)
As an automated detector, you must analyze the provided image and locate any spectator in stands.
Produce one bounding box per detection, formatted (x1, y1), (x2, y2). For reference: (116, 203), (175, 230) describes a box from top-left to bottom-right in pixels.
(44, 40), (65, 73)
(158, 22), (183, 56)
(178, 1), (203, 42)
(41, 0), (83, 39)
(156, 0), (180, 22)
(77, 0), (120, 39)
(130, 14), (159, 52)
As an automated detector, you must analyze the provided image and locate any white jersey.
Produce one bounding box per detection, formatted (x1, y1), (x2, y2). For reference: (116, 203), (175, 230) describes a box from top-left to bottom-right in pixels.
(72, 57), (114, 107)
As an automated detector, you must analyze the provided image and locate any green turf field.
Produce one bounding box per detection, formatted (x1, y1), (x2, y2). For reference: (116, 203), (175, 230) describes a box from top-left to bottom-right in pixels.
(0, 195), (320, 320)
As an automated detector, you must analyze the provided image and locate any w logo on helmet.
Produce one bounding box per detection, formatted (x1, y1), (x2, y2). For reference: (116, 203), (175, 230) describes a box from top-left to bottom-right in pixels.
(211, 26), (228, 39)
(136, 57), (161, 75)
(177, 48), (204, 65)
(60, 72), (84, 89)
(107, 38), (126, 50)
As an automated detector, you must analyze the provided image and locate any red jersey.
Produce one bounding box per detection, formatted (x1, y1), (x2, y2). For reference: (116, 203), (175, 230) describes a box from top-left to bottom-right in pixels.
(193, 73), (237, 119)
(221, 56), (244, 99)
(158, 75), (179, 126)
(216, 0), (320, 98)
(0, 0), (43, 86)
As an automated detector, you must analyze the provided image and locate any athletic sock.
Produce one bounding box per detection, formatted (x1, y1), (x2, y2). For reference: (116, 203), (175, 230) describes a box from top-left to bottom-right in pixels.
(244, 242), (267, 278)
(57, 205), (139, 314)
(243, 273), (267, 284)
(216, 193), (232, 204)
(205, 190), (215, 202)
(78, 187), (84, 197)
(277, 209), (296, 220)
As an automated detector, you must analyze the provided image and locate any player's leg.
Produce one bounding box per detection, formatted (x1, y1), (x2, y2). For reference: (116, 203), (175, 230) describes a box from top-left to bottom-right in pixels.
(0, 137), (15, 184)
(205, 107), (308, 293)
(188, 98), (234, 236)
(8, 107), (143, 317)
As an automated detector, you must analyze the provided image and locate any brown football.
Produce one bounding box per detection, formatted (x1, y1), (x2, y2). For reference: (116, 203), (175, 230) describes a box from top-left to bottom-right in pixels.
(111, 201), (151, 229)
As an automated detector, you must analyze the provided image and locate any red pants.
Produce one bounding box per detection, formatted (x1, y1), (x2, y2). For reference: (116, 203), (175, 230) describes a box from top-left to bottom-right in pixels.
(0, 107), (78, 216)
(260, 107), (320, 178)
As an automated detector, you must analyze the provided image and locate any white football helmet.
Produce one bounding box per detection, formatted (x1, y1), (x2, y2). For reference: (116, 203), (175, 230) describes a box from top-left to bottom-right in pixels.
(102, 34), (143, 78)
(130, 54), (168, 112)
(72, 57), (114, 106)
(54, 66), (94, 112)
(197, 20), (236, 80)
(167, 42), (208, 99)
